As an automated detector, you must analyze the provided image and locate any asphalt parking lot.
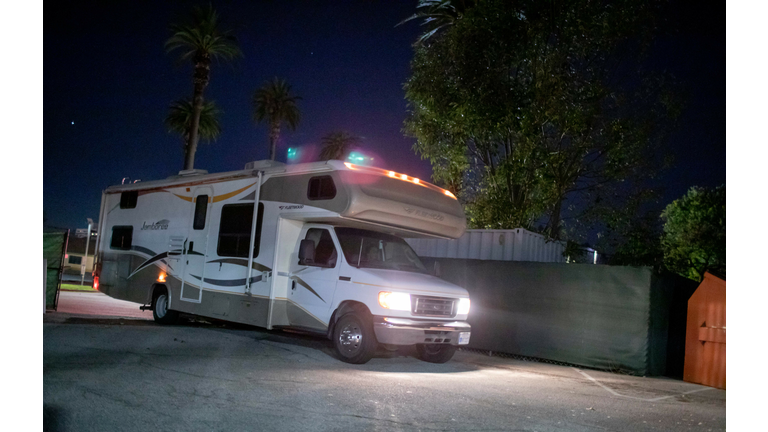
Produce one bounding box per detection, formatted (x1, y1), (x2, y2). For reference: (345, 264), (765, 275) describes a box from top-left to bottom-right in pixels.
(44, 292), (726, 431)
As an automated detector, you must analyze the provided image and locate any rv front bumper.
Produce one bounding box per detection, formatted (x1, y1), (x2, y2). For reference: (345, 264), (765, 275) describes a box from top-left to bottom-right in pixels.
(372, 316), (471, 346)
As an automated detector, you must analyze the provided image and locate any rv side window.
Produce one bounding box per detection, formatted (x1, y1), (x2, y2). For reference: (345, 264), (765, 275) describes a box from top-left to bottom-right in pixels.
(217, 203), (264, 258)
(68, 255), (82, 265)
(110, 226), (133, 250)
(120, 191), (138, 209)
(307, 176), (337, 200)
(193, 195), (209, 230)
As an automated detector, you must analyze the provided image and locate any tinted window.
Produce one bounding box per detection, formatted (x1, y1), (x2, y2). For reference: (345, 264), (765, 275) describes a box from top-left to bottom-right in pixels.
(110, 226), (133, 250)
(120, 191), (138, 209)
(304, 228), (337, 267)
(307, 176), (337, 200)
(217, 203), (264, 257)
(193, 194), (209, 230)
(68, 255), (82, 265)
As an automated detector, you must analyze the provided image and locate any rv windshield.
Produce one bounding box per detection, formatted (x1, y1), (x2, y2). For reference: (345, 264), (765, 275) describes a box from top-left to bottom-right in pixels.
(335, 227), (427, 274)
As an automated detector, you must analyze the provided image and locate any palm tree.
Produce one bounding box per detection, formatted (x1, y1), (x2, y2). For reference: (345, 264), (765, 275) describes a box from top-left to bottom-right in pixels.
(165, 99), (222, 151)
(165, 5), (240, 170)
(253, 78), (301, 161)
(319, 131), (360, 161)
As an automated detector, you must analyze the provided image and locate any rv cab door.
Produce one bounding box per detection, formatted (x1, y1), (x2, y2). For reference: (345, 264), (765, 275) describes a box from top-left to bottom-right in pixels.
(286, 225), (340, 329)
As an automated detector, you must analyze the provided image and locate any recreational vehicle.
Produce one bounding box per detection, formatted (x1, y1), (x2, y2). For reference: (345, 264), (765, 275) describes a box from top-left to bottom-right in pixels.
(93, 160), (471, 364)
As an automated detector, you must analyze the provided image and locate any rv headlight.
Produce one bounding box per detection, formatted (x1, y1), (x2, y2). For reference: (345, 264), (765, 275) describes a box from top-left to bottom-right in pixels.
(457, 298), (471, 315)
(378, 292), (411, 311)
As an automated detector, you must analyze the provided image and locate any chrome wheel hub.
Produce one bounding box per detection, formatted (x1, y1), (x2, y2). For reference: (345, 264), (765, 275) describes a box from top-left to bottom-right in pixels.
(338, 323), (363, 355)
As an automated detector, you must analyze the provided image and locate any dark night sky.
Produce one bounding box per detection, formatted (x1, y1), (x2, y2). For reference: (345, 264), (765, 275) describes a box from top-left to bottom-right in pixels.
(43, 0), (725, 232)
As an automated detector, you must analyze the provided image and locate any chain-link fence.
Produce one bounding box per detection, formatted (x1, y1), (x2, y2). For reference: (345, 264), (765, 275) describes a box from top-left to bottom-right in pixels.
(43, 230), (69, 310)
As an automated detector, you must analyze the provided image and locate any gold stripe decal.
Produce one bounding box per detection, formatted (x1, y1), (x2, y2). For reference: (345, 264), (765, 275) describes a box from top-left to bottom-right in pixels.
(212, 182), (257, 203)
(169, 182), (257, 203)
(171, 193), (194, 202)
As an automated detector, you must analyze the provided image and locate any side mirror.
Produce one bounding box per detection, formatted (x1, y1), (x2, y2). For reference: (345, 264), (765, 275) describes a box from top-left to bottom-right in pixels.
(298, 239), (315, 265)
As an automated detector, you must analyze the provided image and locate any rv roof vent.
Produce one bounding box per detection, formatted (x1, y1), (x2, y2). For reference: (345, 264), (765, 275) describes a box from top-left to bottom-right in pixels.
(244, 160), (286, 170)
(177, 169), (209, 177)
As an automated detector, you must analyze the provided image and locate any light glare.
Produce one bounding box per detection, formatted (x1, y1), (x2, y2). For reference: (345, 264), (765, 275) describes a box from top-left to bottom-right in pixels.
(458, 298), (471, 315)
(340, 163), (457, 200)
(378, 291), (411, 311)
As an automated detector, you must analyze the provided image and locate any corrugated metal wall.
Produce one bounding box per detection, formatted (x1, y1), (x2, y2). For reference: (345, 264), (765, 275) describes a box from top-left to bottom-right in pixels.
(406, 228), (566, 263)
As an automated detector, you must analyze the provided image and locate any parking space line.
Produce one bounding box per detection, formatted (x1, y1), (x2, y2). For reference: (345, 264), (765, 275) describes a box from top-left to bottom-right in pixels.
(573, 368), (713, 402)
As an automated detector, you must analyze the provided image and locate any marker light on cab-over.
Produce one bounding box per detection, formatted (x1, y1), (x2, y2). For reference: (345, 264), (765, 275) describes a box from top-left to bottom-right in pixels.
(343, 162), (457, 200)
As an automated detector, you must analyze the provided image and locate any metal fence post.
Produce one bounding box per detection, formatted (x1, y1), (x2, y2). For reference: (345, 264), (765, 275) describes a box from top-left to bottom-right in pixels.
(43, 258), (47, 314)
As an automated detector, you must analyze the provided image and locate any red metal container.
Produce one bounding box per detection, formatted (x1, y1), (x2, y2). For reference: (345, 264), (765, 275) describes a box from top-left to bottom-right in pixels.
(683, 272), (726, 389)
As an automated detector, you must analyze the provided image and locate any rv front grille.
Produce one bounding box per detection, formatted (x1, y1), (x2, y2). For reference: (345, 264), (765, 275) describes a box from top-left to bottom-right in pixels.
(412, 296), (455, 317)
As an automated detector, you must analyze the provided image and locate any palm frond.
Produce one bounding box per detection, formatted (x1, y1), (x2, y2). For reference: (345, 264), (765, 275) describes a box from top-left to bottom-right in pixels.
(252, 77), (302, 130)
(396, 0), (476, 43)
(165, 99), (222, 143)
(319, 131), (360, 161)
(165, 4), (241, 62)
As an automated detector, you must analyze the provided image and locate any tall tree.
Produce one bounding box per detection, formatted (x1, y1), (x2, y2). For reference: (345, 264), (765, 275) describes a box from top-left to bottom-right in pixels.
(165, 99), (222, 150)
(319, 131), (360, 161)
(166, 5), (240, 170)
(661, 185), (726, 282)
(403, 0), (681, 240)
(397, 0), (476, 44)
(253, 78), (301, 161)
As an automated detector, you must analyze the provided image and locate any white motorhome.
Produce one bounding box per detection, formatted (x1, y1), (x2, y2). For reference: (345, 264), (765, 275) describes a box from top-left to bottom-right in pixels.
(93, 160), (471, 363)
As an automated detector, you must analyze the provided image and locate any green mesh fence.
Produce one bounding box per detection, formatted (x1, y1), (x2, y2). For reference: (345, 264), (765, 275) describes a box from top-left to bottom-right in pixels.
(423, 258), (696, 376)
(43, 232), (68, 310)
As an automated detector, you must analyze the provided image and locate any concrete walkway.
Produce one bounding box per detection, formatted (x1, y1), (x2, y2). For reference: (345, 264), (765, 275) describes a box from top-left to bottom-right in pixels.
(49, 290), (153, 321)
(61, 273), (93, 284)
(44, 313), (726, 432)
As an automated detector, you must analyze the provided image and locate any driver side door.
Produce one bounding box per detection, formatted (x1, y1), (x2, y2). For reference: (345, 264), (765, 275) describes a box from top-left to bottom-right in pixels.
(287, 227), (340, 330)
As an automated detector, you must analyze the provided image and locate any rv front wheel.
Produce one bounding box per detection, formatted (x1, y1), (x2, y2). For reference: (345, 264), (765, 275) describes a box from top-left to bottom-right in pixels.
(152, 289), (178, 325)
(333, 312), (376, 364)
(416, 344), (457, 363)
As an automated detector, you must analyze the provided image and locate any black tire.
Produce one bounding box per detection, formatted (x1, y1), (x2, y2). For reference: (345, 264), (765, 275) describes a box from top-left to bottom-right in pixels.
(416, 344), (457, 363)
(333, 312), (377, 364)
(152, 288), (178, 324)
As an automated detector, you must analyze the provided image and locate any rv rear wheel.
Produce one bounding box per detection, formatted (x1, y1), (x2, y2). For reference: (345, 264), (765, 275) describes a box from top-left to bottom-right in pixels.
(152, 289), (178, 325)
(416, 344), (457, 363)
(333, 312), (377, 364)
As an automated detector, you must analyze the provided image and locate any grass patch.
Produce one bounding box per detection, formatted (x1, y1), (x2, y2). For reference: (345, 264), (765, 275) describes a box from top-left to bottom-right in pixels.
(61, 283), (96, 292)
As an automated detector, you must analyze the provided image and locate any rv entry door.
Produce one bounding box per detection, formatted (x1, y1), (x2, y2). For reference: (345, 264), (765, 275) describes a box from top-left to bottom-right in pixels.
(180, 187), (213, 303)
